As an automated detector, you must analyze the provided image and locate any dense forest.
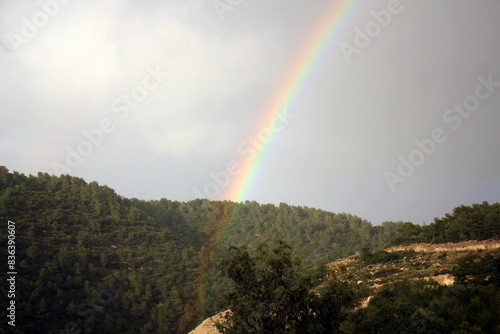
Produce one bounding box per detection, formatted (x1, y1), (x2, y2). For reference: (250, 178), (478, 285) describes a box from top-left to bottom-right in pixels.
(0, 166), (498, 333)
(390, 201), (499, 245)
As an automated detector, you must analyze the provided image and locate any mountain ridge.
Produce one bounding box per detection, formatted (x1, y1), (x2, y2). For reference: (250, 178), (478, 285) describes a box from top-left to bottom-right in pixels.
(0, 166), (498, 333)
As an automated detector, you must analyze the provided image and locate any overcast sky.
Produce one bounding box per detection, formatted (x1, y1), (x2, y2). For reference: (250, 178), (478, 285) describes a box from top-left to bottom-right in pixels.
(1, 0), (499, 225)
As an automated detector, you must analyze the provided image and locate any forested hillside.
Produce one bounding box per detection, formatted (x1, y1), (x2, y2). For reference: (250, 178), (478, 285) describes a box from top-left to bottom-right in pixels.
(208, 238), (499, 334)
(390, 201), (499, 245)
(0, 167), (404, 333)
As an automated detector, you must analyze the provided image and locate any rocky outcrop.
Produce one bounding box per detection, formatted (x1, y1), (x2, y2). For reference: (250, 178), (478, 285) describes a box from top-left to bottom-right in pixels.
(426, 274), (454, 286)
(188, 311), (229, 334)
(387, 239), (500, 253)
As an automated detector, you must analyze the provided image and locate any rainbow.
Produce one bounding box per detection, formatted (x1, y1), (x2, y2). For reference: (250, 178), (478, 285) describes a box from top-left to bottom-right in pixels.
(197, 0), (366, 314)
(223, 0), (364, 202)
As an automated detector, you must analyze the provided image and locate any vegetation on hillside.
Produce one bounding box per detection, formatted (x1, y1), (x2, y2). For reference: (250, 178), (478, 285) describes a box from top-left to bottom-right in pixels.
(390, 202), (499, 245)
(216, 240), (500, 333)
(215, 241), (358, 333)
(346, 245), (500, 334)
(209, 201), (499, 333)
(0, 166), (498, 333)
(0, 167), (401, 333)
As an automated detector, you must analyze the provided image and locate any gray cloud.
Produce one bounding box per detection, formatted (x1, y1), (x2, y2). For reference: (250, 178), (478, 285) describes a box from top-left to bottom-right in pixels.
(1, 0), (499, 224)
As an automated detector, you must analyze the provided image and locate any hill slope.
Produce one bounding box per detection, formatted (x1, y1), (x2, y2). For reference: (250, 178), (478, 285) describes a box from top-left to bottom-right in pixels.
(0, 167), (404, 333)
(192, 238), (500, 333)
(327, 238), (500, 290)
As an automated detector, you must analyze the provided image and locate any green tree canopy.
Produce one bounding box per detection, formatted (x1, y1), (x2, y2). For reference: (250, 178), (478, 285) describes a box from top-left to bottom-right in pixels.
(216, 241), (357, 333)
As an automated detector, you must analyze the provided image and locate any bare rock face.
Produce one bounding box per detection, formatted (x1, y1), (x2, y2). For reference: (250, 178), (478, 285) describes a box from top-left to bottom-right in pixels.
(188, 311), (230, 334)
(429, 274), (455, 286)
